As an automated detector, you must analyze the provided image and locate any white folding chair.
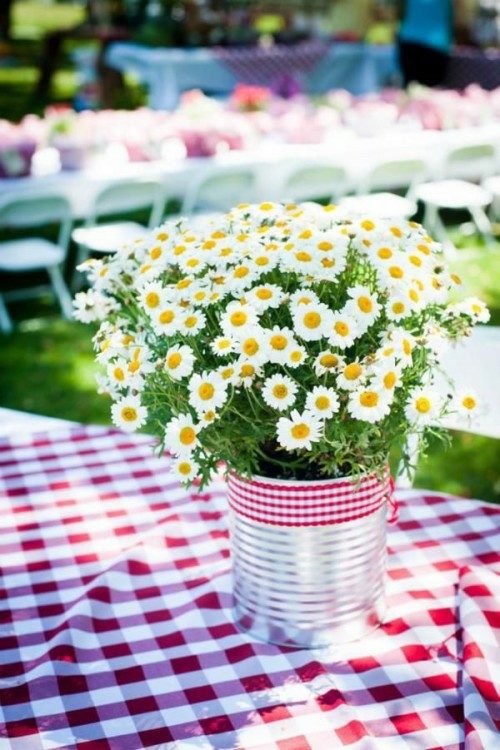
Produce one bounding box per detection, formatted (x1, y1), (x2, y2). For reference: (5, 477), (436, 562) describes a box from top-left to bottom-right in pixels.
(181, 167), (256, 215)
(282, 163), (349, 203)
(339, 158), (428, 219)
(397, 325), (500, 488)
(482, 175), (500, 221)
(415, 144), (496, 255)
(0, 194), (73, 333)
(72, 179), (166, 276)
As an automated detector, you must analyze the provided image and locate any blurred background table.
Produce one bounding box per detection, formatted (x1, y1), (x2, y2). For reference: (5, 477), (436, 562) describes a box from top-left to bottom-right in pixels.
(105, 41), (398, 109)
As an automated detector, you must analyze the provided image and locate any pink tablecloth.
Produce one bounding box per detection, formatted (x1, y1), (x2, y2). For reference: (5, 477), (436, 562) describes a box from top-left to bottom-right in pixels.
(0, 424), (499, 750)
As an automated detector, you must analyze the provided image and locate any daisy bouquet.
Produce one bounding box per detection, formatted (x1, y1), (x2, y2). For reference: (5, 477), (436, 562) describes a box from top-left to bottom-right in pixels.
(76, 202), (488, 488)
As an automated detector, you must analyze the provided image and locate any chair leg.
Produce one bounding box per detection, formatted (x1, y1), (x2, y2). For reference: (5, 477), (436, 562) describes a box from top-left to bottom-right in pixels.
(48, 265), (73, 320)
(424, 203), (456, 258)
(73, 244), (89, 291)
(0, 293), (13, 334)
(470, 206), (495, 246)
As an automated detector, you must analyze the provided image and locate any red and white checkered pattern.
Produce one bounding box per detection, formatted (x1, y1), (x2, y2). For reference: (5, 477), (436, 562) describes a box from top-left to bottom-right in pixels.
(459, 566), (500, 749)
(0, 424), (499, 750)
(227, 471), (392, 526)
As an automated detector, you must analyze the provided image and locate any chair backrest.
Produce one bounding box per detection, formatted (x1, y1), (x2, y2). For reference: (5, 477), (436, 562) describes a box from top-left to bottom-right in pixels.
(397, 325), (500, 487)
(181, 167), (256, 215)
(359, 158), (428, 200)
(87, 179), (165, 228)
(283, 164), (348, 203)
(0, 194), (72, 250)
(444, 143), (496, 182)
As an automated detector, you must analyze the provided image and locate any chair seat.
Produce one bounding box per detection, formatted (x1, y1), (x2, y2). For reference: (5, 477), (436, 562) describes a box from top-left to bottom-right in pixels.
(483, 176), (500, 197)
(415, 180), (492, 209)
(72, 222), (148, 253)
(339, 192), (417, 219)
(0, 238), (65, 271)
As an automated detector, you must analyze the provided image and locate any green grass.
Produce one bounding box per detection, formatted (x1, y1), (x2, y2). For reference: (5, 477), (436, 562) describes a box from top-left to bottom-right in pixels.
(1, 240), (500, 502)
(12, 1), (85, 40)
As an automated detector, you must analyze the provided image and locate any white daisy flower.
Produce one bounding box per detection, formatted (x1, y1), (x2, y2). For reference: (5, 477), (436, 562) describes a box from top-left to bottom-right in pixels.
(139, 281), (166, 313)
(247, 284), (285, 310)
(236, 359), (263, 388)
(172, 457), (200, 483)
(165, 413), (199, 455)
(238, 329), (269, 364)
(180, 310), (207, 336)
(165, 344), (195, 380)
(346, 285), (380, 324)
(188, 371), (228, 415)
(337, 361), (367, 391)
(265, 326), (296, 364)
(288, 289), (321, 308)
(328, 313), (360, 350)
(368, 359), (403, 393)
(285, 344), (308, 368)
(292, 302), (333, 342)
(150, 304), (182, 336)
(347, 388), (391, 424)
(111, 396), (148, 433)
(211, 335), (236, 357)
(220, 301), (259, 337)
(276, 410), (323, 451)
(385, 328), (416, 366)
(305, 387), (340, 419)
(262, 374), (298, 412)
(405, 388), (443, 427)
(314, 350), (345, 376)
(454, 390), (482, 420)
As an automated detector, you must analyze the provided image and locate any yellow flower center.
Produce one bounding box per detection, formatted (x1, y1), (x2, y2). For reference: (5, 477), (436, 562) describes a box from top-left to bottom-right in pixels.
(212, 230), (225, 239)
(128, 360), (140, 374)
(174, 246), (186, 256)
(409, 255), (422, 267)
(322, 257), (336, 269)
(176, 278), (191, 289)
(256, 288), (272, 300)
(377, 247), (393, 259)
(361, 220), (375, 231)
(303, 311), (321, 329)
(417, 243), (431, 255)
(451, 273), (461, 285)
(145, 292), (160, 308)
(334, 321), (349, 336)
(121, 407), (138, 422)
(403, 339), (412, 356)
(384, 372), (396, 389)
(318, 241), (333, 251)
(472, 304), (482, 314)
(167, 353), (182, 369)
(290, 350), (302, 363)
(295, 251), (312, 262)
(113, 367), (125, 381)
(255, 256), (269, 266)
(198, 383), (215, 400)
(203, 240), (216, 250)
(156, 232), (168, 242)
(344, 363), (362, 380)
(415, 397), (431, 414)
(234, 266), (249, 278)
(315, 396), (330, 410)
(320, 353), (338, 368)
(259, 202), (274, 211)
(389, 266), (404, 279)
(160, 310), (175, 323)
(186, 258), (199, 268)
(409, 289), (419, 303)
(272, 384), (288, 399)
(359, 391), (379, 408)
(179, 426), (196, 445)
(299, 229), (313, 239)
(297, 295), (312, 305)
(462, 396), (476, 410)
(390, 226), (403, 238)
(392, 302), (405, 314)
(240, 364), (255, 378)
(243, 338), (259, 356)
(185, 316), (198, 329)
(178, 461), (192, 476)
(270, 334), (287, 350)
(221, 367), (234, 380)
(230, 311), (248, 327)
(357, 296), (373, 313)
(291, 423), (311, 439)
(194, 291), (206, 301)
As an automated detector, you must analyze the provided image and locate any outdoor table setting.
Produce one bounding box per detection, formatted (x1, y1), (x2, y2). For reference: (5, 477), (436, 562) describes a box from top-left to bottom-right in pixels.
(0, 411), (499, 749)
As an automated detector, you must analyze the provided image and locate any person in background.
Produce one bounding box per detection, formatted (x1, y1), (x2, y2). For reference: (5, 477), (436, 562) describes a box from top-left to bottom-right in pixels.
(398, 0), (473, 87)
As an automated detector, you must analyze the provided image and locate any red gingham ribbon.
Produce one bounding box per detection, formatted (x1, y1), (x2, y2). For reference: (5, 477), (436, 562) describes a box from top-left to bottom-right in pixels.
(228, 469), (394, 527)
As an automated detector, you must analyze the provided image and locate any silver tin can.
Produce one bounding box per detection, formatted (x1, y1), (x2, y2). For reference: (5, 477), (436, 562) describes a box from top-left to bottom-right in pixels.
(228, 473), (388, 648)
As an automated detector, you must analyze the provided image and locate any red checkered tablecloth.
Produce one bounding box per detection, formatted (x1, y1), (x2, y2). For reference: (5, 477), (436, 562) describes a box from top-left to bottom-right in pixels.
(0, 424), (499, 750)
